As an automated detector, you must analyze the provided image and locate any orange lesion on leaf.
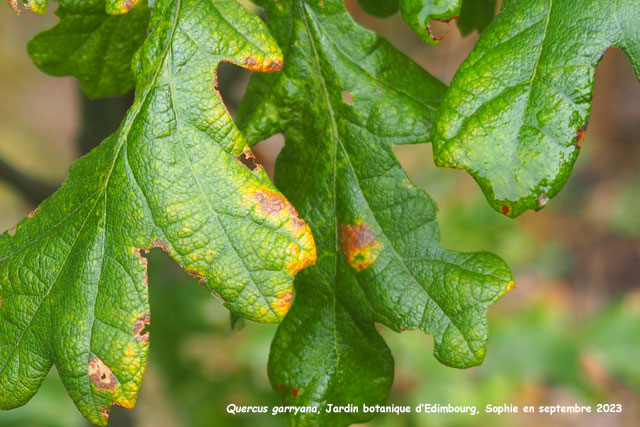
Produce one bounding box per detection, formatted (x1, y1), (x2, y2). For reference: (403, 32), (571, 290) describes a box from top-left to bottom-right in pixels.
(6, 0), (19, 14)
(151, 238), (170, 254)
(575, 124), (588, 149)
(109, 0), (138, 14)
(27, 206), (39, 219)
(186, 268), (206, 285)
(285, 242), (314, 276)
(133, 314), (151, 343)
(339, 222), (382, 272)
(88, 356), (117, 391)
(506, 281), (516, 292)
(99, 406), (110, 421)
(242, 55), (283, 73)
(251, 187), (317, 275)
(274, 290), (293, 317)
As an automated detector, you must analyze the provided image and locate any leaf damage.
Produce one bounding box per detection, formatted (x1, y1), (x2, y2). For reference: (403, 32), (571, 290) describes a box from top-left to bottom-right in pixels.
(339, 223), (382, 272)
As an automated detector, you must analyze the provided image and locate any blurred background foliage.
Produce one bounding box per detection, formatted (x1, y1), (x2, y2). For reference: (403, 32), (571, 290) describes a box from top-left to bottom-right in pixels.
(0, 1), (639, 426)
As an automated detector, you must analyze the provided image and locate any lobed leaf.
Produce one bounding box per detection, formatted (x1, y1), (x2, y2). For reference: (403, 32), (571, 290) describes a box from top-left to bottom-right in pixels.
(0, 0), (315, 424)
(28, 0), (151, 98)
(432, 0), (640, 217)
(400, 0), (461, 45)
(239, 0), (513, 425)
(357, 0), (495, 43)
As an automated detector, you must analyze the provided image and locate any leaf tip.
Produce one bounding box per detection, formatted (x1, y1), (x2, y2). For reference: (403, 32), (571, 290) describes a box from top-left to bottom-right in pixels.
(6, 0), (19, 15)
(574, 124), (588, 149)
(505, 280), (516, 292)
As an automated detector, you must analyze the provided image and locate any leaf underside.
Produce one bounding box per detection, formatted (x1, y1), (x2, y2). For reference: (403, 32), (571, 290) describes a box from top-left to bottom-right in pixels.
(239, 1), (513, 425)
(0, 0), (315, 425)
(432, 0), (640, 217)
(27, 0), (151, 99)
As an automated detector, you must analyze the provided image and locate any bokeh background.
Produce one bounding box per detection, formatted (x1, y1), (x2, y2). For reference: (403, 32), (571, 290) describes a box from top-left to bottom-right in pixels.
(0, 1), (639, 426)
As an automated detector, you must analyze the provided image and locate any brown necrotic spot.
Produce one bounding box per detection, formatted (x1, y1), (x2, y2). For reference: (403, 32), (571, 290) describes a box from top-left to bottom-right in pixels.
(253, 189), (306, 232)
(186, 268), (206, 285)
(242, 55), (283, 73)
(575, 124), (588, 149)
(151, 239), (170, 254)
(501, 205), (511, 215)
(120, 0), (137, 12)
(134, 314), (151, 342)
(133, 248), (149, 287)
(27, 206), (39, 219)
(339, 223), (382, 271)
(292, 388), (299, 396)
(100, 406), (110, 420)
(6, 0), (19, 14)
(88, 356), (117, 391)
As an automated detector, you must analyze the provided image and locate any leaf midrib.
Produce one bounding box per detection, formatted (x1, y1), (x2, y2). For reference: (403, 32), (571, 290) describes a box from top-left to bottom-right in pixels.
(301, 1), (481, 360)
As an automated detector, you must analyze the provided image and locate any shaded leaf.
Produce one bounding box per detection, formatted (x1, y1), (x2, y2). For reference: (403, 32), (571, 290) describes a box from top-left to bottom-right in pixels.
(105, 0), (139, 15)
(0, 0), (315, 425)
(27, 0), (150, 98)
(432, 0), (640, 217)
(458, 0), (496, 36)
(239, 0), (513, 425)
(356, 0), (399, 18)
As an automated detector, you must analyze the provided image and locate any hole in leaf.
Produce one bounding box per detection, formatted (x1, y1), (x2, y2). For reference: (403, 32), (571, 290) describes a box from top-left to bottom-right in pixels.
(252, 134), (284, 179)
(215, 62), (251, 115)
(237, 150), (260, 171)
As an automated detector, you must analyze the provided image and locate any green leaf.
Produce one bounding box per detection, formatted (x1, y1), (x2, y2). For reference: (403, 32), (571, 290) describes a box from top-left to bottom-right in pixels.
(27, 0), (48, 14)
(432, 0), (640, 217)
(356, 0), (399, 18)
(27, 0), (151, 99)
(6, 0), (142, 15)
(399, 0), (461, 45)
(239, 0), (513, 425)
(457, 0), (496, 36)
(0, 0), (315, 425)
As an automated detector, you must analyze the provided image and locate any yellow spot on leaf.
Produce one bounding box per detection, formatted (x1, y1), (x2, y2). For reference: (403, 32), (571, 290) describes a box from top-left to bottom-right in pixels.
(274, 291), (292, 317)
